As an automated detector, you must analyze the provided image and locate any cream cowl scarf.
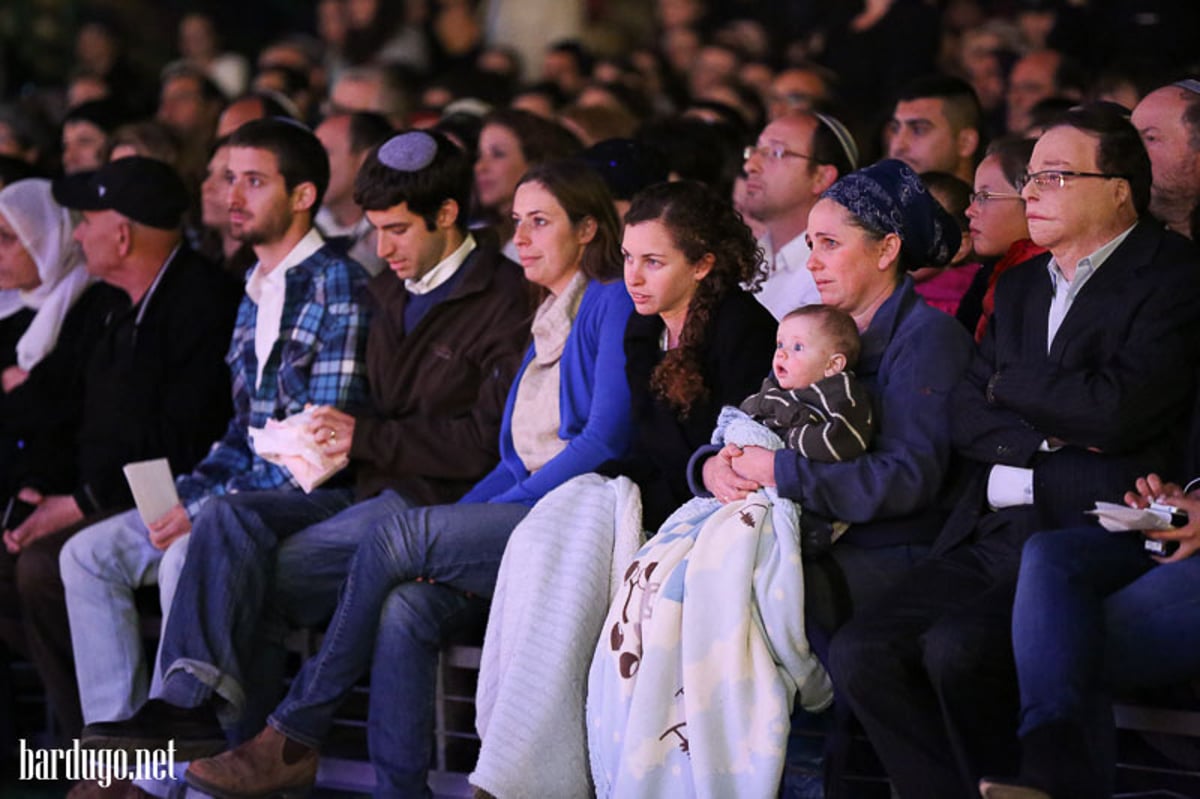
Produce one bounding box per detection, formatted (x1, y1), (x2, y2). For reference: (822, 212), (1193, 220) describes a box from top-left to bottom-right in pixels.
(0, 179), (93, 371)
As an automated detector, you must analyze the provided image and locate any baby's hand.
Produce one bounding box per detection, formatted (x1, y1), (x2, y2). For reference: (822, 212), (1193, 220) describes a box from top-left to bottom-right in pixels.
(718, 443), (744, 462)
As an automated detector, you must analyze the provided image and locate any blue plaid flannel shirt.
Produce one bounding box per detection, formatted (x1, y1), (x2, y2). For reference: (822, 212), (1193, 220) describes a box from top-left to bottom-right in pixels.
(176, 244), (371, 518)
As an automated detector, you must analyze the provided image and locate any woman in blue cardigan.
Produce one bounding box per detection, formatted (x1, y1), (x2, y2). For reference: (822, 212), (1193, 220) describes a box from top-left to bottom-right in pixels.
(186, 160), (635, 798)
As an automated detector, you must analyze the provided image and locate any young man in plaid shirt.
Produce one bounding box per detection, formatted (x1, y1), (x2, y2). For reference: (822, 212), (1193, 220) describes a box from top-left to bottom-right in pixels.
(74, 129), (536, 775)
(59, 118), (371, 747)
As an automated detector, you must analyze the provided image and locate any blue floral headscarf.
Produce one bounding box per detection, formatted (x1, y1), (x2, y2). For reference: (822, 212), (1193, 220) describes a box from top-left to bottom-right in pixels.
(821, 159), (961, 269)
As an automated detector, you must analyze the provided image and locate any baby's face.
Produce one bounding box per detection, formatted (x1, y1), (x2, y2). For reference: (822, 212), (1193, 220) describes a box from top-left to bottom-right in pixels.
(773, 315), (842, 390)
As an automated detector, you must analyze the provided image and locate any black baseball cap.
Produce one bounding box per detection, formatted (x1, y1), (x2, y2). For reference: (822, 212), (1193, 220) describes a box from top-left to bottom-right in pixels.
(52, 156), (189, 229)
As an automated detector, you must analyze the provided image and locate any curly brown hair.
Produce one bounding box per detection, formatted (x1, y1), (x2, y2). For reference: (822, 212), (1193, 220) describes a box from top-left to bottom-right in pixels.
(624, 181), (767, 416)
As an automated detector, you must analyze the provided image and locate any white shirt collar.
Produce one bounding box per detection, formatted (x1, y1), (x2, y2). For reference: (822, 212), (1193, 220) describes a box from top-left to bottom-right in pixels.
(406, 233), (476, 296)
(1044, 222), (1136, 295)
(245, 227), (325, 302)
(771, 231), (811, 274)
(1043, 222), (1136, 351)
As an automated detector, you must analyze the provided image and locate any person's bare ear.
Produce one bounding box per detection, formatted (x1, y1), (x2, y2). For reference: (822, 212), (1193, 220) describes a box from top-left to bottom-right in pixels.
(825, 352), (847, 377)
(116, 220), (133, 258)
(291, 181), (318, 213)
(1112, 177), (1132, 210)
(957, 128), (980, 162)
(693, 252), (715, 281)
(437, 199), (460, 230)
(813, 163), (839, 195)
(877, 232), (903, 272)
(576, 215), (598, 246)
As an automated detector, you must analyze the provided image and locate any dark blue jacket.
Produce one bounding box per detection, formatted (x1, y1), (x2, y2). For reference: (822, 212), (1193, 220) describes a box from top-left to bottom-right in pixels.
(690, 277), (973, 547)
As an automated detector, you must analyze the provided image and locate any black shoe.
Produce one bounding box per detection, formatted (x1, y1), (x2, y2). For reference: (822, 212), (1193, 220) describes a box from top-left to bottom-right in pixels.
(82, 699), (226, 760)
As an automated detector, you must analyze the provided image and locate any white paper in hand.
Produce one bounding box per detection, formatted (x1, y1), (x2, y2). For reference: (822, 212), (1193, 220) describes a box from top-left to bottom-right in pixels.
(248, 407), (349, 493)
(1086, 501), (1174, 532)
(123, 458), (179, 526)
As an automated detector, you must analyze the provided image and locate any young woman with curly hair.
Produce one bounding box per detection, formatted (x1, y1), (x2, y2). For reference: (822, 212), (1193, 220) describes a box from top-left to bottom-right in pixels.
(617, 179), (777, 528)
(467, 180), (777, 799)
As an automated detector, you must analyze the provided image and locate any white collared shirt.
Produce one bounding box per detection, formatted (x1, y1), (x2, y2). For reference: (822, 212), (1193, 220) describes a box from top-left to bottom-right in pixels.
(245, 227), (325, 389)
(406, 234), (476, 296)
(753, 231), (822, 320)
(988, 223), (1137, 510)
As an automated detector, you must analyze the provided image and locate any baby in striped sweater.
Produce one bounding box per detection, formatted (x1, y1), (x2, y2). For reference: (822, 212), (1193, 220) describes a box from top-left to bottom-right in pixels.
(738, 305), (874, 463)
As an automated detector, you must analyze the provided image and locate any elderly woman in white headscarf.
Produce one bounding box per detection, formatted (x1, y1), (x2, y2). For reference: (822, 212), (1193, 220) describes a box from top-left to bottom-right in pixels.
(0, 178), (93, 392)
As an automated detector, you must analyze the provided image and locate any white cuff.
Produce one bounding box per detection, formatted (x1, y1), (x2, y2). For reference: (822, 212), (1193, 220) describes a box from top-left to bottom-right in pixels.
(987, 464), (1035, 509)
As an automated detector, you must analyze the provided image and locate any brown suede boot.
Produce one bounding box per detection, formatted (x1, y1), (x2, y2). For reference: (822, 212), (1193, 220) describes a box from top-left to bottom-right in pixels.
(185, 726), (317, 799)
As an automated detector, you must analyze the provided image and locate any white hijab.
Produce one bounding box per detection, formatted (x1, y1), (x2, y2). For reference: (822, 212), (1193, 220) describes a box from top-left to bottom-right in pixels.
(0, 179), (94, 371)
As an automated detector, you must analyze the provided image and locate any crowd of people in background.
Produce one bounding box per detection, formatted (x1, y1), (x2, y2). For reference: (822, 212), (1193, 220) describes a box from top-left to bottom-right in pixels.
(0, 0), (1199, 798)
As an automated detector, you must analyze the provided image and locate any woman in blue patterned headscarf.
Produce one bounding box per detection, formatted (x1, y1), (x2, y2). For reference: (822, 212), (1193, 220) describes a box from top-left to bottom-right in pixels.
(700, 157), (973, 639)
(803, 158), (961, 328)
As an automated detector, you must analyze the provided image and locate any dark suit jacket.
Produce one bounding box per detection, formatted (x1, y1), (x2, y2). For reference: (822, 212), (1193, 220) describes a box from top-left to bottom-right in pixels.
(934, 219), (1200, 555)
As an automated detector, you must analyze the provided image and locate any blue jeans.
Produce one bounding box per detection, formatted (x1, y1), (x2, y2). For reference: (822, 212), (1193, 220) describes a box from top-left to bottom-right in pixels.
(268, 501), (529, 797)
(1013, 527), (1200, 737)
(155, 487), (360, 720)
(60, 508), (191, 724)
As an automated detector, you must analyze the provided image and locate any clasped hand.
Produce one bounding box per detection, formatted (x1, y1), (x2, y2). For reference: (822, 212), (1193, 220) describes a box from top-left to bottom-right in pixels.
(305, 404), (355, 459)
(702, 444), (776, 504)
(3, 488), (83, 554)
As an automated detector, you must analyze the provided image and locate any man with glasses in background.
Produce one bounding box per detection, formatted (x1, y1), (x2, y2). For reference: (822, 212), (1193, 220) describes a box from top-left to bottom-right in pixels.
(829, 103), (1200, 797)
(739, 110), (858, 319)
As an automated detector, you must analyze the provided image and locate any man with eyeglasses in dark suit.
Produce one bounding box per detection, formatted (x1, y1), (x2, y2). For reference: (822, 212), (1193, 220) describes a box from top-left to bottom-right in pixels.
(830, 102), (1200, 798)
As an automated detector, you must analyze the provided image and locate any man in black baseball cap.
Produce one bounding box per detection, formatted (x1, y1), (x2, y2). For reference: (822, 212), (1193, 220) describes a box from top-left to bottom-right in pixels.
(51, 157), (196, 296)
(53, 155), (189, 230)
(0, 154), (241, 746)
